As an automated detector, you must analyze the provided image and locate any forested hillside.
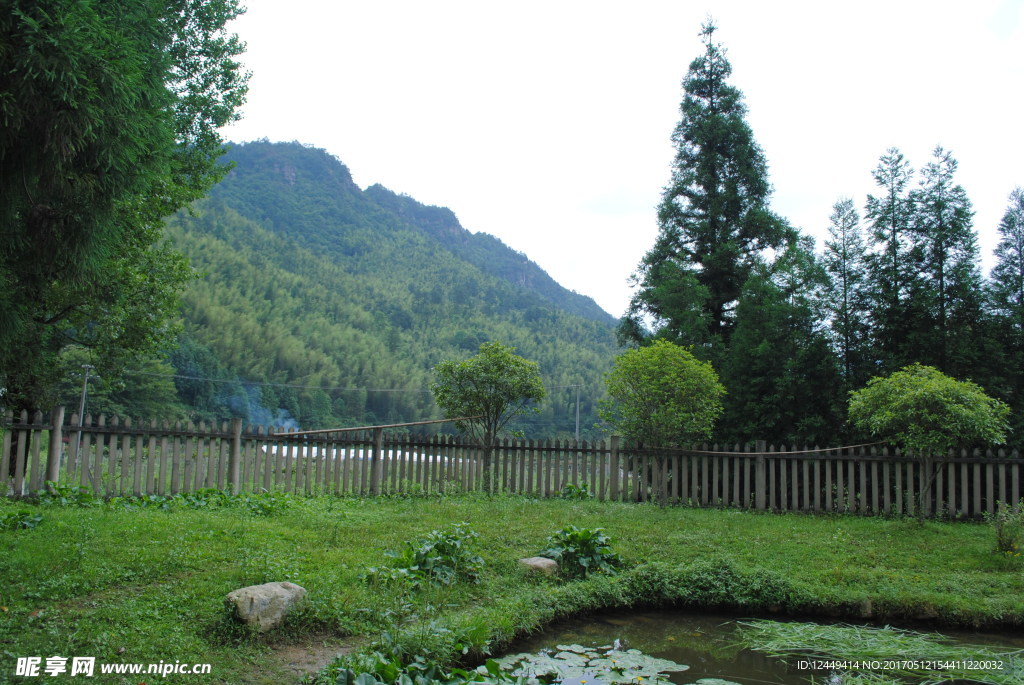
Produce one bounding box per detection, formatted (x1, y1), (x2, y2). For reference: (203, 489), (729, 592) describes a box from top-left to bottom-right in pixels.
(162, 141), (618, 435)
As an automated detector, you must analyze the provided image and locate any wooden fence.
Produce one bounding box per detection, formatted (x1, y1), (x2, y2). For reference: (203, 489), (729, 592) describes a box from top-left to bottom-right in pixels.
(2, 408), (1021, 518)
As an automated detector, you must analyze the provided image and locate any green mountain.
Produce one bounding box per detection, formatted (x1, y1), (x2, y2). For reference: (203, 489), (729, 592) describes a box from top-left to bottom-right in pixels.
(162, 140), (619, 435)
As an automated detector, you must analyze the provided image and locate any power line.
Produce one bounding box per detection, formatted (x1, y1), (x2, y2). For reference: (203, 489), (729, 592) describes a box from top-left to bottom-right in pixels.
(122, 369), (589, 395)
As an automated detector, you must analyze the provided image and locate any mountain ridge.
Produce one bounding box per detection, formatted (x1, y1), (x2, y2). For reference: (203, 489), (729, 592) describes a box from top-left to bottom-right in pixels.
(361, 183), (615, 323)
(164, 140), (619, 435)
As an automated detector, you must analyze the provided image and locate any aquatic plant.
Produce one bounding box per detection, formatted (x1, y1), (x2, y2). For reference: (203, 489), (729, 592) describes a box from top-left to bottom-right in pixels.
(735, 619), (1024, 684)
(497, 643), (689, 684)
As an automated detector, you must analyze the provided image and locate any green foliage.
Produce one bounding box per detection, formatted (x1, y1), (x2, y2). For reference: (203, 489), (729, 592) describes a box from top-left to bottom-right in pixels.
(240, 491), (296, 517)
(622, 21), (792, 347)
(599, 340), (724, 446)
(53, 347), (187, 421)
(333, 653), (528, 685)
(863, 147), (921, 372)
(823, 198), (873, 389)
(984, 501), (1024, 557)
(720, 241), (844, 444)
(34, 482), (102, 508)
(540, 525), (622, 579)
(910, 147), (986, 377)
(365, 523), (484, 589)
(556, 483), (593, 500)
(31, 483), (295, 516)
(669, 559), (801, 610)
(0, 0), (248, 411)
(989, 187), (1024, 438)
(0, 511), (43, 531)
(432, 342), (547, 447)
(848, 363), (1010, 456)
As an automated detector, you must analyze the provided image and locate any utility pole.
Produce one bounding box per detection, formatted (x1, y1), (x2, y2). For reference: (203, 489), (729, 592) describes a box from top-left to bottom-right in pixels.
(573, 384), (580, 442)
(75, 364), (94, 461)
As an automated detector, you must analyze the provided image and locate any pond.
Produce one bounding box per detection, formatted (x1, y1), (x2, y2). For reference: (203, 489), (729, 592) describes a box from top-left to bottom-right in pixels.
(498, 610), (1024, 685)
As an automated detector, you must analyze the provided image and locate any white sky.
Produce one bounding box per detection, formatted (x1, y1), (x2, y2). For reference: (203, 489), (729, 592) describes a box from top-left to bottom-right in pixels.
(223, 0), (1024, 318)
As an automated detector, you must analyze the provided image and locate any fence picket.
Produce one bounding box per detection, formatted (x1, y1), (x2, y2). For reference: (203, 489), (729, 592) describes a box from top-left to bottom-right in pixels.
(13, 410), (30, 496)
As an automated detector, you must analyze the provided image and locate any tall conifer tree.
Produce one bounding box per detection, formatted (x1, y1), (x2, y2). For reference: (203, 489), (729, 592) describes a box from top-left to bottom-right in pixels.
(822, 198), (872, 386)
(989, 187), (1024, 437)
(910, 146), (983, 376)
(622, 21), (790, 351)
(863, 148), (921, 370)
(991, 187), (1024, 334)
(721, 236), (843, 444)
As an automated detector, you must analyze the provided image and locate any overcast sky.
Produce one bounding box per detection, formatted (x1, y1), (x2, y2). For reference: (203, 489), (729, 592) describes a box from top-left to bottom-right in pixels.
(223, 0), (1024, 318)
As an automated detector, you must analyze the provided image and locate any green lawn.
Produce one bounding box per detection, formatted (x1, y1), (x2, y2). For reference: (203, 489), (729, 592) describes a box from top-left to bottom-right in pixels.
(1, 493), (1021, 684)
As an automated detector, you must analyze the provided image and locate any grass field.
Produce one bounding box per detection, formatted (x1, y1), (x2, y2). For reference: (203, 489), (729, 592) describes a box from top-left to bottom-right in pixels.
(1, 492), (1022, 684)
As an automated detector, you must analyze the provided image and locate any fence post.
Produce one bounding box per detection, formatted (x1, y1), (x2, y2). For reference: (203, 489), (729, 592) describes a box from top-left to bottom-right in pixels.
(609, 436), (620, 501)
(1, 409), (12, 489)
(370, 427), (383, 496)
(755, 439), (767, 511)
(229, 418), (243, 494)
(45, 406), (65, 488)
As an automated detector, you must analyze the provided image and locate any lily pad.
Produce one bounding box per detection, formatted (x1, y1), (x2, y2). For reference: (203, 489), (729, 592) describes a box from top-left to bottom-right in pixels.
(496, 643), (688, 685)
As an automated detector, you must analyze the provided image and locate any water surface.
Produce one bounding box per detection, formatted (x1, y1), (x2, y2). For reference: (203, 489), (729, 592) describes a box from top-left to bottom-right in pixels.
(504, 610), (1024, 685)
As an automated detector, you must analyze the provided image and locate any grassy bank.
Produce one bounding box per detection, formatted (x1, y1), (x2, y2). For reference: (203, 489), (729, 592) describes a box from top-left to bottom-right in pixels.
(1, 492), (1022, 683)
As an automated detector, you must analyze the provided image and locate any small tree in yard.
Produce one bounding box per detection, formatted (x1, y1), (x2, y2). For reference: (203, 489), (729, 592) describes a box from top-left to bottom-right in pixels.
(431, 342), (546, 493)
(599, 339), (725, 447)
(599, 340), (725, 506)
(848, 363), (1010, 516)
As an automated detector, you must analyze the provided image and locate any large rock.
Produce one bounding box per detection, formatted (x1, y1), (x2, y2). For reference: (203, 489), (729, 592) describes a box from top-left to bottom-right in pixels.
(226, 581), (307, 632)
(518, 556), (558, 575)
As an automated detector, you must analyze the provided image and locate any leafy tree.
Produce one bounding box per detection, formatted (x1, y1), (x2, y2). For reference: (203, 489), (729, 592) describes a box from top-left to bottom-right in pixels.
(431, 342), (546, 491)
(863, 147), (923, 371)
(599, 339), (725, 447)
(848, 363), (1010, 515)
(822, 198), (872, 387)
(910, 147), (984, 376)
(0, 0), (249, 411)
(621, 21), (791, 350)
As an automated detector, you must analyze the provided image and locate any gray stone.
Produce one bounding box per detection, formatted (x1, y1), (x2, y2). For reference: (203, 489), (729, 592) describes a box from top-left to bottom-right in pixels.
(518, 556), (558, 575)
(226, 581), (307, 632)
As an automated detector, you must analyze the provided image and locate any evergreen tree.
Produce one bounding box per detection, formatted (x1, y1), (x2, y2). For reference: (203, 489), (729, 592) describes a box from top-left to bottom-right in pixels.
(989, 187), (1024, 437)
(863, 148), (922, 370)
(622, 21), (791, 351)
(720, 237), (843, 444)
(910, 147), (984, 377)
(990, 188), (1024, 337)
(822, 198), (872, 386)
